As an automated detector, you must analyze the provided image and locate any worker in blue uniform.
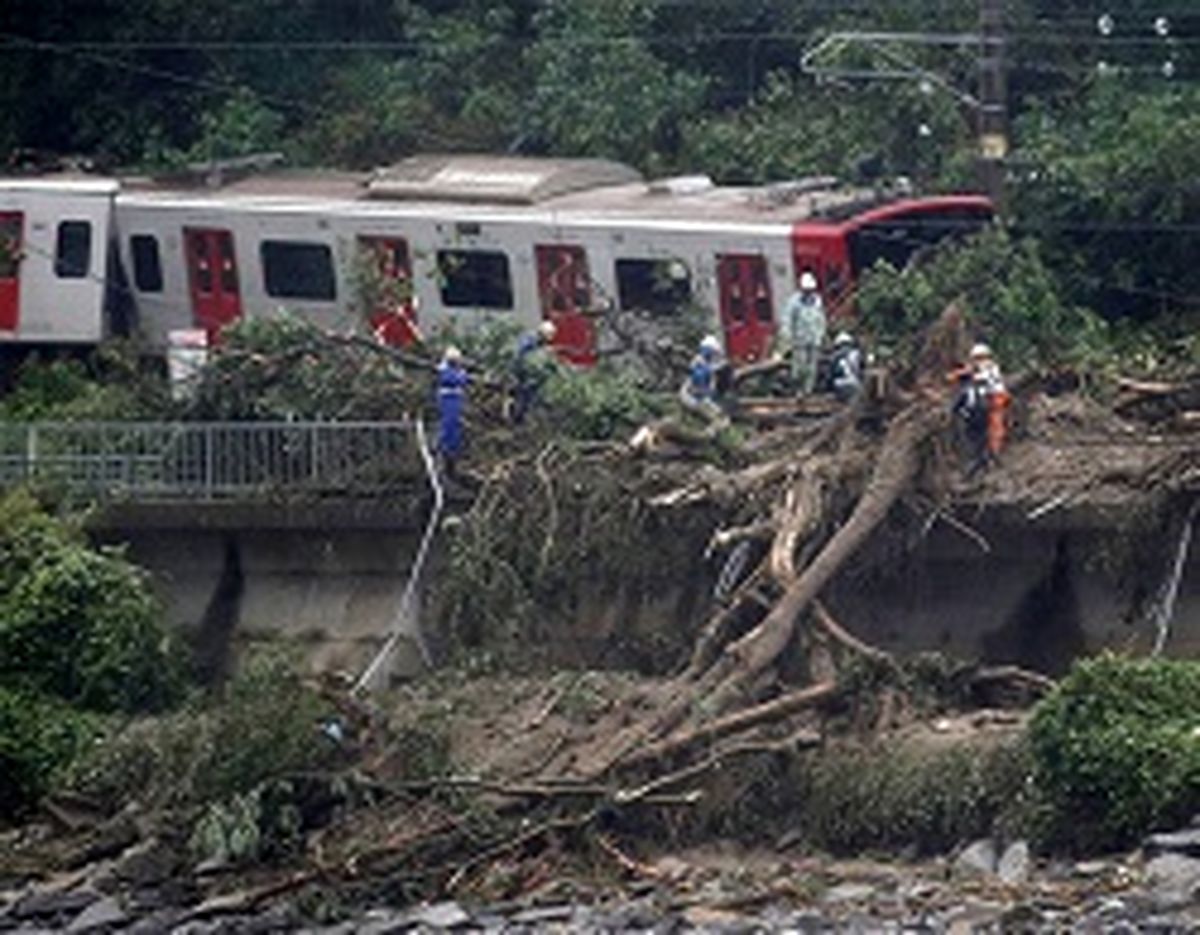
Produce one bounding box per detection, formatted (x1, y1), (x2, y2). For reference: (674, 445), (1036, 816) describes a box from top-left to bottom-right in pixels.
(828, 331), (864, 402)
(510, 320), (558, 425)
(436, 346), (469, 478)
(679, 334), (729, 426)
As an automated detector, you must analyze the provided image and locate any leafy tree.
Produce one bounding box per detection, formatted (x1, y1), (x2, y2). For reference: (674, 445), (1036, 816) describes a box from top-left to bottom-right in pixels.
(1012, 81), (1200, 326)
(0, 490), (185, 714)
(855, 227), (1108, 370)
(522, 0), (706, 169)
(680, 70), (972, 188)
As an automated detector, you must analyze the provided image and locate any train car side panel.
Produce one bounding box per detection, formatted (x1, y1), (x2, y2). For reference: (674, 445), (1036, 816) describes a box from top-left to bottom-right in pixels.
(0, 181), (116, 344)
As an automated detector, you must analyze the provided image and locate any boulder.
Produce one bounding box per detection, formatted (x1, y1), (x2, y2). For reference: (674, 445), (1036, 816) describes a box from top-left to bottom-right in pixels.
(997, 840), (1031, 885)
(953, 838), (998, 878)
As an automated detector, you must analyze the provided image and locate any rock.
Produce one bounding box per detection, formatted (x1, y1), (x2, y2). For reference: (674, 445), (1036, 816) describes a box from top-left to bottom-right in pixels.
(12, 886), (101, 921)
(122, 909), (185, 935)
(822, 882), (876, 904)
(953, 838), (998, 878)
(509, 904), (574, 924)
(942, 899), (1005, 934)
(355, 909), (408, 935)
(405, 900), (471, 928)
(1144, 827), (1200, 859)
(997, 840), (1031, 885)
(67, 896), (127, 932)
(995, 902), (1043, 932)
(681, 905), (756, 930)
(113, 838), (181, 887)
(1144, 853), (1200, 910)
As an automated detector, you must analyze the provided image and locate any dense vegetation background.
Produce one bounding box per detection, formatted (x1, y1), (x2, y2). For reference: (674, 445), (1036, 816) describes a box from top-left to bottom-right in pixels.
(0, 0), (1197, 337)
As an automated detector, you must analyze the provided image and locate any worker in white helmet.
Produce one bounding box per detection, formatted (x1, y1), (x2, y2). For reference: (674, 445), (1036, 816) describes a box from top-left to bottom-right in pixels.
(828, 330), (864, 402)
(780, 270), (827, 395)
(951, 341), (1009, 474)
(510, 319), (560, 425)
(679, 334), (728, 425)
(436, 345), (470, 478)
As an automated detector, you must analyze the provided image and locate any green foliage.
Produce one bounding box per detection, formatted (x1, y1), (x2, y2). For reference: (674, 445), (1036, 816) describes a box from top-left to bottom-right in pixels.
(142, 87), (285, 170)
(856, 227), (1109, 370)
(1028, 654), (1200, 853)
(524, 0), (706, 169)
(0, 686), (103, 819)
(694, 736), (1033, 855)
(185, 316), (424, 421)
(681, 70), (972, 188)
(1013, 82), (1200, 325)
(0, 490), (184, 714)
(0, 348), (169, 423)
(65, 652), (342, 812)
(542, 367), (659, 441)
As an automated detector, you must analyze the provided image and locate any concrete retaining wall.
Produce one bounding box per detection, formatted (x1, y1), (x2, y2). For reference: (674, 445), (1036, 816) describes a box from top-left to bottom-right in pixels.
(98, 502), (1200, 682)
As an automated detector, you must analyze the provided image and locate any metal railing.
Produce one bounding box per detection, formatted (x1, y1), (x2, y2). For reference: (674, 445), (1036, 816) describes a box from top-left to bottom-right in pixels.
(0, 421), (416, 501)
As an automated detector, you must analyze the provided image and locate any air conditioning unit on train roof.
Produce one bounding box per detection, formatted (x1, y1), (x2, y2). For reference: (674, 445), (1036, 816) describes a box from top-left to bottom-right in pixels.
(365, 154), (644, 205)
(646, 175), (714, 196)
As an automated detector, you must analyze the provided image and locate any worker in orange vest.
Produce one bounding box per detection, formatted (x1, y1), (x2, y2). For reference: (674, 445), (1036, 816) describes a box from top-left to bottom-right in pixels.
(950, 342), (1010, 474)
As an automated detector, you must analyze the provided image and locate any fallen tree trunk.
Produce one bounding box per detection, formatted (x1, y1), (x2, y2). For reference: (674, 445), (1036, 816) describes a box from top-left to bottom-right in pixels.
(574, 398), (946, 779)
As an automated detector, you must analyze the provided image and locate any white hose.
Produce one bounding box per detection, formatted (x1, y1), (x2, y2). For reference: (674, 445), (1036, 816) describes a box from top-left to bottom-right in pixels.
(353, 416), (443, 694)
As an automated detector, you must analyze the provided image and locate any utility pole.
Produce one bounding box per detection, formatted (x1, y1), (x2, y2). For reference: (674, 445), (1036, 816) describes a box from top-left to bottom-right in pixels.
(978, 0), (1008, 212)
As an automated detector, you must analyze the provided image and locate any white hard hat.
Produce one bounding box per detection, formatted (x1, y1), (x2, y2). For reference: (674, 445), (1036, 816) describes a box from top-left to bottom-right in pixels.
(700, 334), (721, 353)
(834, 331), (853, 346)
(969, 342), (992, 360)
(443, 345), (462, 364)
(539, 320), (557, 340)
(799, 271), (818, 291)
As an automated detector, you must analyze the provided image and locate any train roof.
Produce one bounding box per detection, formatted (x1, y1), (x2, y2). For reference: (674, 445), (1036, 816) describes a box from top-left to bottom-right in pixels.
(5, 155), (969, 227)
(111, 154), (888, 225)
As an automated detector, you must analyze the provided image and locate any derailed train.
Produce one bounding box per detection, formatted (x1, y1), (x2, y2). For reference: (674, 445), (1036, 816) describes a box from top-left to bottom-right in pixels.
(0, 154), (992, 366)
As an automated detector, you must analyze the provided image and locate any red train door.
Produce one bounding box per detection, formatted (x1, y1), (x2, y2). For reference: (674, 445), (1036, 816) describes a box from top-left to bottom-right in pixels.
(358, 236), (418, 346)
(0, 212), (23, 333)
(535, 244), (596, 365)
(184, 228), (242, 338)
(717, 254), (774, 363)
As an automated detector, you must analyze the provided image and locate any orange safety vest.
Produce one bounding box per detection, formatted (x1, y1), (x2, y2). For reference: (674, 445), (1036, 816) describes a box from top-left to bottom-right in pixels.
(986, 387), (1011, 455)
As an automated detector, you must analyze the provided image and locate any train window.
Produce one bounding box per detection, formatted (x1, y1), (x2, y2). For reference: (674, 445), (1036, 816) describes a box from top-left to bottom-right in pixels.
(261, 240), (336, 301)
(616, 258), (692, 315)
(848, 207), (990, 277)
(54, 220), (91, 279)
(437, 249), (513, 309)
(130, 235), (163, 293)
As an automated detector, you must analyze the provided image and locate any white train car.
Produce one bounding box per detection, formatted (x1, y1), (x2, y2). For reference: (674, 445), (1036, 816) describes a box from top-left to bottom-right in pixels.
(2, 155), (993, 365)
(0, 178), (117, 345)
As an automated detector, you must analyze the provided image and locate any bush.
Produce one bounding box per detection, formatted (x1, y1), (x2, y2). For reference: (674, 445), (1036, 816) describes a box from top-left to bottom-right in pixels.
(66, 652), (342, 812)
(782, 739), (1031, 855)
(1028, 654), (1200, 853)
(0, 491), (184, 714)
(543, 367), (658, 440)
(0, 687), (103, 818)
(0, 347), (170, 423)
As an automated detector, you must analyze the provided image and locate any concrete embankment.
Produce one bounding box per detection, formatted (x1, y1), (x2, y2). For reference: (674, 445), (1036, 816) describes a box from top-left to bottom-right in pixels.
(91, 494), (1199, 682)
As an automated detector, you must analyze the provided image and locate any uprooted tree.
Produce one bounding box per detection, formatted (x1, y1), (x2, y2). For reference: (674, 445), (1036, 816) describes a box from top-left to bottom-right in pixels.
(533, 305), (987, 779)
